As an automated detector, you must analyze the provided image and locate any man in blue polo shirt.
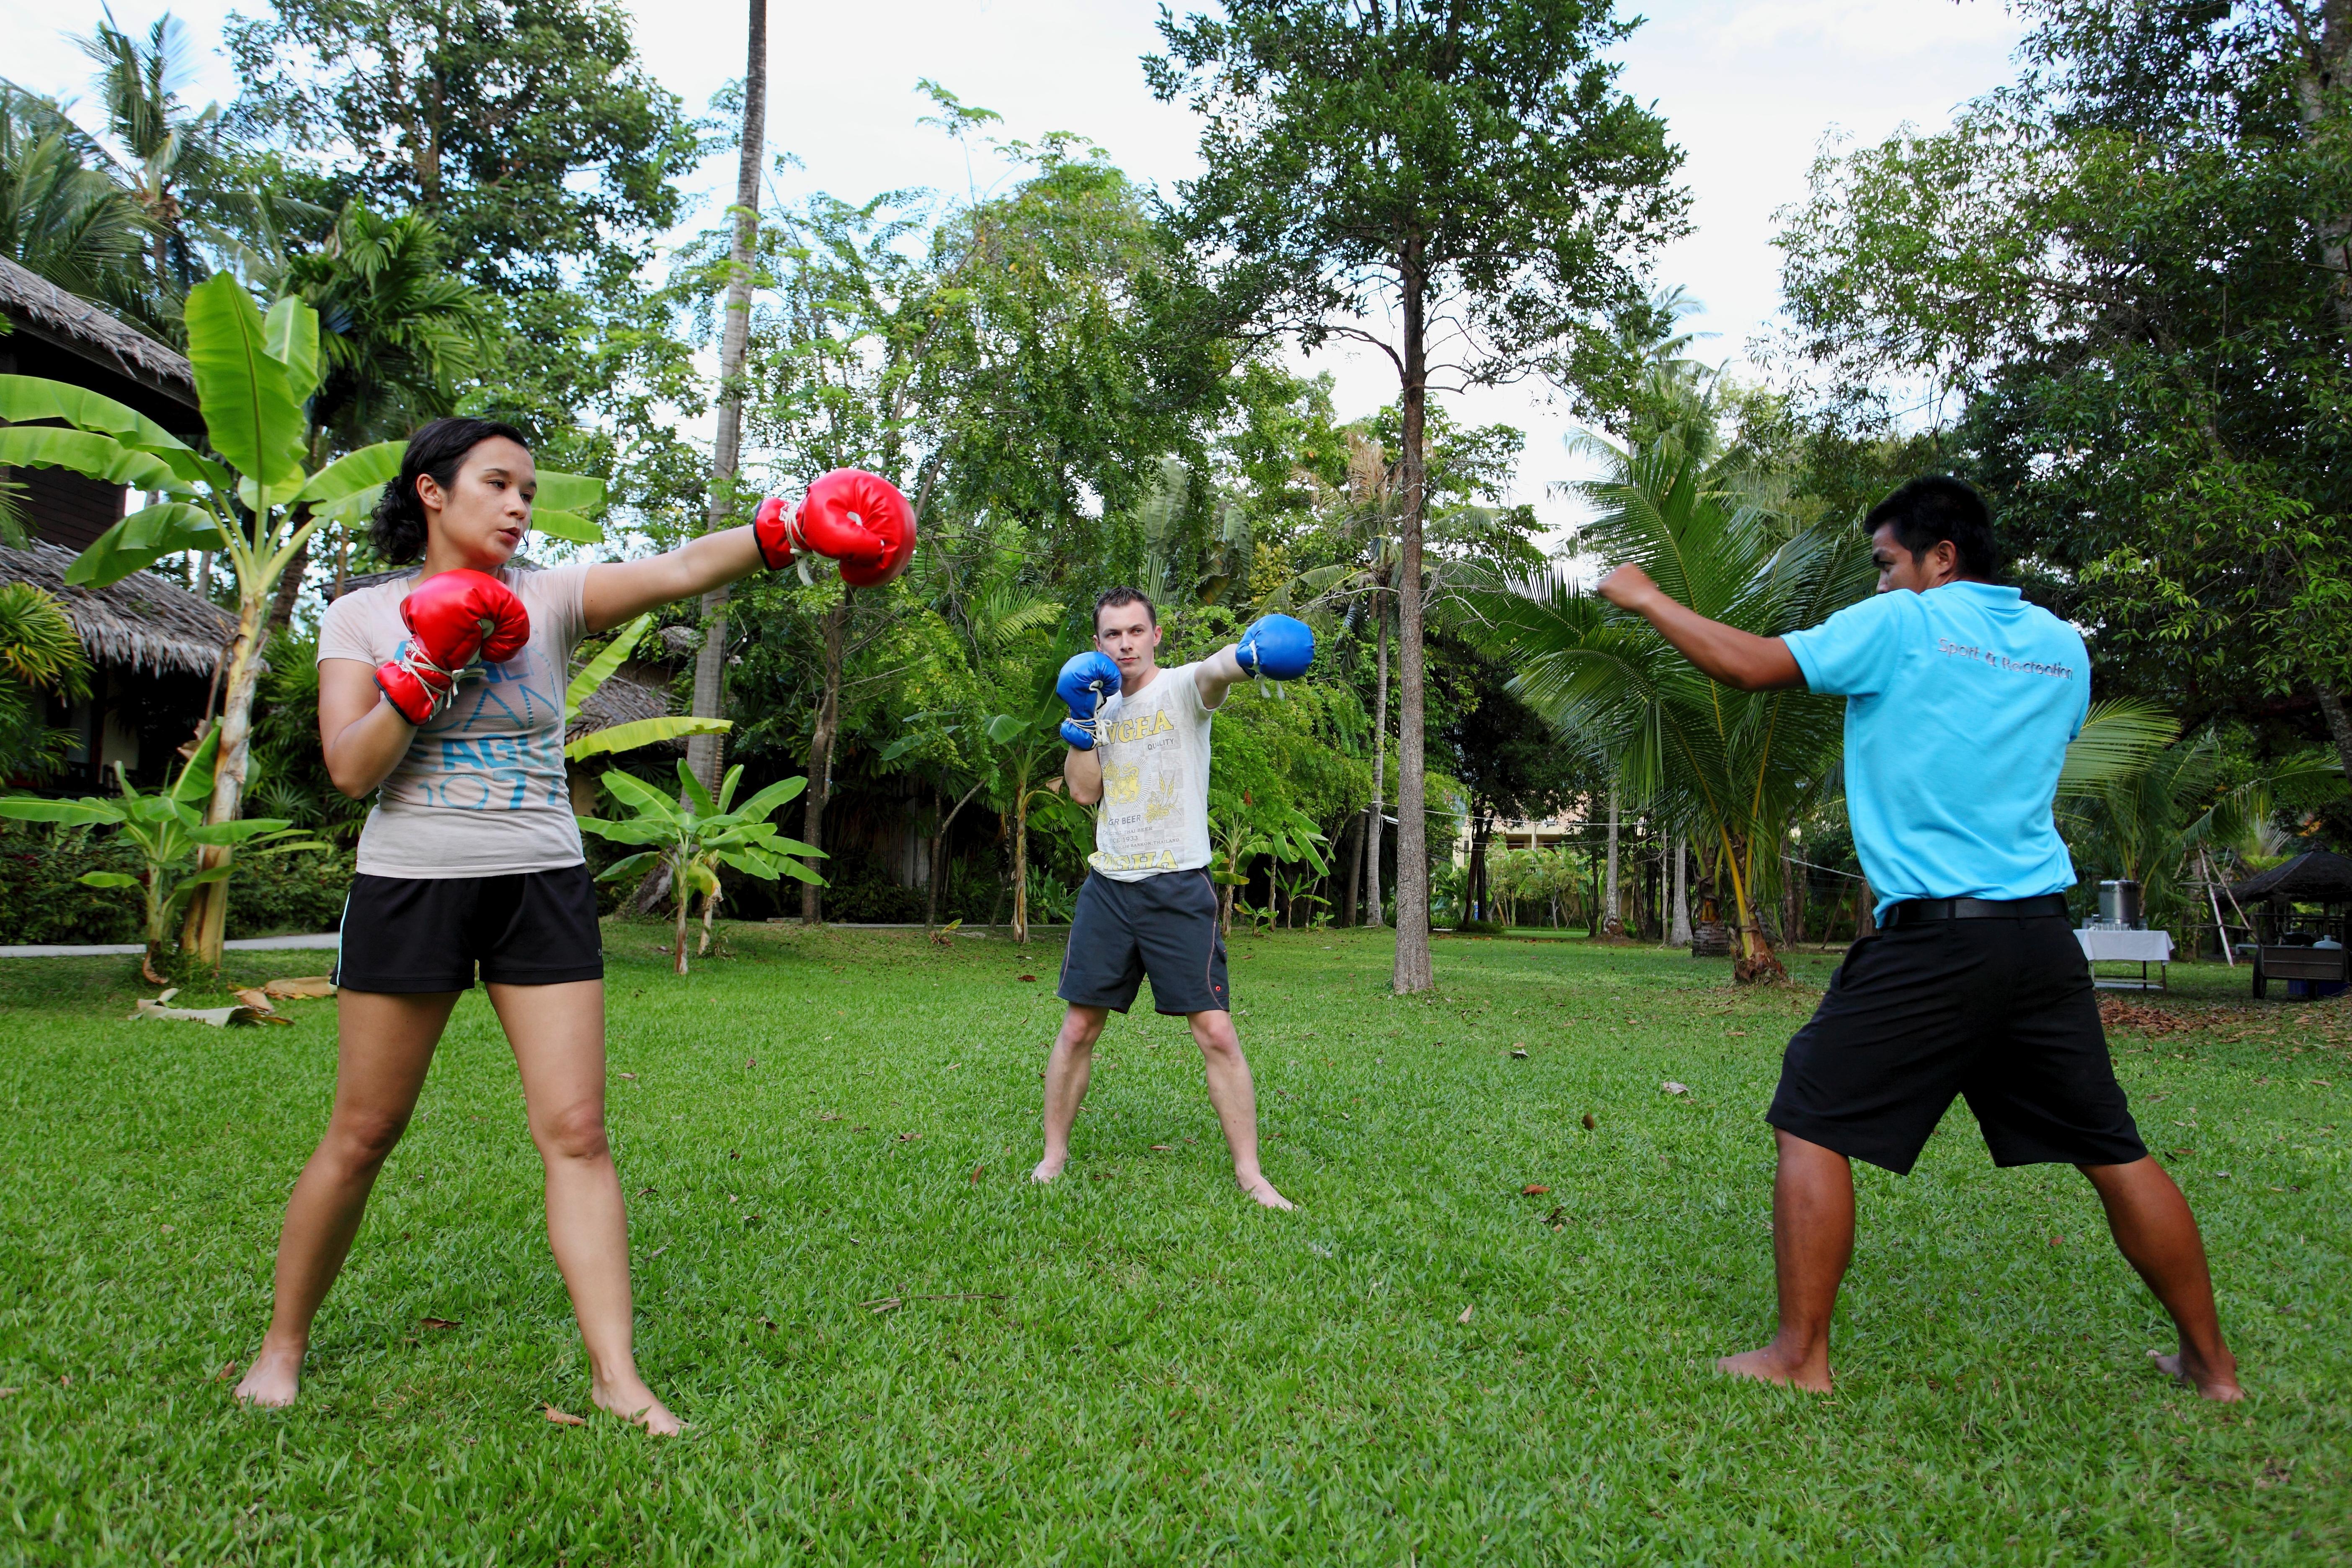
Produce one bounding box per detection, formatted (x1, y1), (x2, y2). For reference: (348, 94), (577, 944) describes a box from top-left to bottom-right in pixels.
(1597, 476), (2240, 1401)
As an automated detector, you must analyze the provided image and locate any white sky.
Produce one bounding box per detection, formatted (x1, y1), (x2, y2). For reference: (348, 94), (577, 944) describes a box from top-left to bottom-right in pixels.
(3, 0), (2026, 534)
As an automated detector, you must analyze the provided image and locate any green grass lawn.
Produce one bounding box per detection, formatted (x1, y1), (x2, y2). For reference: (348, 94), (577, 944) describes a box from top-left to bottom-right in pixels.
(0, 924), (2344, 1564)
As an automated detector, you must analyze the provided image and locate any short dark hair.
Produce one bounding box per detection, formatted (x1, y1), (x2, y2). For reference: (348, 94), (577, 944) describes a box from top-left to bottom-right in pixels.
(1093, 586), (1156, 630)
(1863, 476), (1999, 580)
(371, 415), (532, 564)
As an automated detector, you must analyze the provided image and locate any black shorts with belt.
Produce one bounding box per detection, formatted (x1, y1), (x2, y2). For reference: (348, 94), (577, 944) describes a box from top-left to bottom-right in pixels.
(333, 864), (605, 993)
(1767, 897), (2148, 1174)
(1057, 869), (1230, 1016)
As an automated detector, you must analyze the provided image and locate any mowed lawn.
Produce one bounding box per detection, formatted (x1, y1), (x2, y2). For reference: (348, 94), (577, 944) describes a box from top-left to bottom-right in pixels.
(0, 924), (2345, 1565)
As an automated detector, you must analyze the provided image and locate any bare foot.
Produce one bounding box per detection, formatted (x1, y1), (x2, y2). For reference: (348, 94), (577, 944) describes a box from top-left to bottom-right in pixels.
(1715, 1345), (1832, 1394)
(1029, 1156), (1066, 1184)
(232, 1340), (304, 1408)
(2150, 1347), (2243, 1402)
(1239, 1176), (1294, 1211)
(593, 1376), (683, 1435)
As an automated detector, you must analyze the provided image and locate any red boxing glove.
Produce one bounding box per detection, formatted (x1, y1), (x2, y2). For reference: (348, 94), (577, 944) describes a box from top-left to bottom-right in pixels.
(752, 469), (916, 587)
(375, 568), (531, 725)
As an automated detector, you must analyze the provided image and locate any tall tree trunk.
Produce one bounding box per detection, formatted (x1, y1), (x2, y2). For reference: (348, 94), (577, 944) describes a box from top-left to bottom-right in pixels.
(1466, 812), (1491, 925)
(1602, 782), (1621, 933)
(2317, 683), (2352, 788)
(1011, 789), (1031, 945)
(1670, 834), (1691, 946)
(2292, 8), (2352, 352)
(799, 595), (846, 925)
(1361, 605), (1388, 927)
(684, 0), (769, 799)
(1390, 258), (1433, 993)
(180, 588), (267, 964)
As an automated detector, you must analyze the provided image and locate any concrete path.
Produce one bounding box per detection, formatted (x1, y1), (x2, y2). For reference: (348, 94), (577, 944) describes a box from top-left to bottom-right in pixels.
(0, 933), (340, 959)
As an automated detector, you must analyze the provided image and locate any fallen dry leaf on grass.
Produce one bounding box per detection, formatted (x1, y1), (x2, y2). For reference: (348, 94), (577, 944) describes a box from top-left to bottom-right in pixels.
(817, 1111), (841, 1122)
(1661, 1081), (1690, 1096)
(544, 1404), (586, 1426)
(2099, 996), (2195, 1038)
(617, 1072), (637, 1081)
(969, 1163), (985, 1183)
(1544, 1206), (1566, 1228)
(419, 1318), (459, 1330)
(897, 1132), (921, 1143)
(1510, 1048), (1529, 1059)
(1522, 1184), (1550, 1196)
(130, 994), (289, 1028)
(213, 1362), (237, 1382)
(232, 988), (275, 1013)
(1581, 1113), (1597, 1130)
(1016, 974), (1038, 983)
(262, 975), (336, 999)
(1457, 1304), (1475, 1324)
(1150, 1144), (1173, 1151)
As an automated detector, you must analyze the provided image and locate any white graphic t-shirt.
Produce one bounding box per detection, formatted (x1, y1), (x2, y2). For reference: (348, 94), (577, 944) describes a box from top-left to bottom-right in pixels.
(1088, 661), (1216, 881)
(317, 562), (590, 878)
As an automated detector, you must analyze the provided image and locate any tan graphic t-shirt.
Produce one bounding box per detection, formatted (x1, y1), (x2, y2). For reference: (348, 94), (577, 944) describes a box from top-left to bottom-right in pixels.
(317, 562), (590, 878)
(1088, 662), (1216, 881)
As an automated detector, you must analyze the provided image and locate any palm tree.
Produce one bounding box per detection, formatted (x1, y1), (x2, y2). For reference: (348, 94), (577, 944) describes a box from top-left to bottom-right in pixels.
(0, 88), (152, 309)
(71, 7), (227, 297)
(0, 582), (91, 781)
(1462, 435), (1874, 982)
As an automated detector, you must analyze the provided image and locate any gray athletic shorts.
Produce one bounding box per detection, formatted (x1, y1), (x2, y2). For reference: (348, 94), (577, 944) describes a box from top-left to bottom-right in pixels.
(1057, 869), (1230, 1016)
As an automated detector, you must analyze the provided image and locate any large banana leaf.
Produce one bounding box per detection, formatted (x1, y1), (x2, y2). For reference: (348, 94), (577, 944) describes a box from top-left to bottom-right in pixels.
(183, 273), (307, 498)
(535, 471), (606, 512)
(65, 502), (225, 586)
(564, 613), (652, 720)
(0, 375), (219, 487)
(0, 796), (121, 825)
(0, 427), (187, 494)
(294, 441), (405, 506)
(264, 295), (322, 404)
(563, 716), (733, 763)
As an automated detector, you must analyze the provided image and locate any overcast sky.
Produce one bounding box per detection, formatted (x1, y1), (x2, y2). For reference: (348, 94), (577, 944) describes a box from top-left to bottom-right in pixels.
(3, 0), (2027, 531)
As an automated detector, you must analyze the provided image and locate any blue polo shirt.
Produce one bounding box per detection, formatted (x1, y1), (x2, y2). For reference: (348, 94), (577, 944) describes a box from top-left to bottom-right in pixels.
(1782, 581), (2088, 921)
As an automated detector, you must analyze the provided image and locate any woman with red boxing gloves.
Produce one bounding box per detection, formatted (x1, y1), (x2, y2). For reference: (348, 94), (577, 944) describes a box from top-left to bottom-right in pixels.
(234, 416), (911, 1430)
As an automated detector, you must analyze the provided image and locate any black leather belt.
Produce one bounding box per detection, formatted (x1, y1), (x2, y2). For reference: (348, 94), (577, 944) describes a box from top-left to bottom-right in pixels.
(1882, 893), (2070, 927)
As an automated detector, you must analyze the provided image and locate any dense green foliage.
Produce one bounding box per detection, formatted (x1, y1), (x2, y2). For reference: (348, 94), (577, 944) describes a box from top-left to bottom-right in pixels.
(0, 930), (2344, 1559)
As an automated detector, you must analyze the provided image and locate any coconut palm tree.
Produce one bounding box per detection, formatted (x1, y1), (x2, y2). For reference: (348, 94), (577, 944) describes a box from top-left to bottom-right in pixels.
(0, 88), (152, 309)
(71, 7), (228, 298)
(1461, 433), (1874, 982)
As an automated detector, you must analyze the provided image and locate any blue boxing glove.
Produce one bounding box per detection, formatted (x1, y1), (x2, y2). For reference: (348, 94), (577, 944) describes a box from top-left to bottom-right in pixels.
(1235, 613), (1315, 681)
(1055, 650), (1122, 749)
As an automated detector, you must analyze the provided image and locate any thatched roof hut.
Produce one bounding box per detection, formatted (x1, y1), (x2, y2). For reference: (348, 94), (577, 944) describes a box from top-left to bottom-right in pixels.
(0, 539), (242, 678)
(2229, 851), (2352, 906)
(0, 254), (196, 408)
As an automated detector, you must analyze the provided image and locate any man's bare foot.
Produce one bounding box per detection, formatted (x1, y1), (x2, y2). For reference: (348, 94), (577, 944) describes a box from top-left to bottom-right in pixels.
(2150, 1347), (2243, 1402)
(232, 1341), (304, 1408)
(593, 1376), (683, 1435)
(1239, 1176), (1294, 1211)
(1030, 1156), (1065, 1184)
(1715, 1346), (1832, 1394)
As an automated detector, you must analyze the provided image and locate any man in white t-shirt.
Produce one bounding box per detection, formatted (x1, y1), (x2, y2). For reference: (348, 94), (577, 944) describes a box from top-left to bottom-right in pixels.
(1033, 588), (1315, 1210)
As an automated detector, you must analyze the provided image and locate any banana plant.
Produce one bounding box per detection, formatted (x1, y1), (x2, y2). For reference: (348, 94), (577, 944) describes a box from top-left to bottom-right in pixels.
(0, 270), (608, 967)
(577, 760), (824, 975)
(0, 725), (327, 982)
(1207, 788), (1329, 934)
(561, 613), (733, 762)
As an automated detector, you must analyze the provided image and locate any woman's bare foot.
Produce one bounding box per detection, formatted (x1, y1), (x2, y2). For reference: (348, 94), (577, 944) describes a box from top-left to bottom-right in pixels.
(1716, 1345), (1833, 1394)
(232, 1339), (305, 1408)
(593, 1375), (683, 1435)
(2150, 1347), (2243, 1402)
(1239, 1176), (1294, 1211)
(1029, 1156), (1065, 1183)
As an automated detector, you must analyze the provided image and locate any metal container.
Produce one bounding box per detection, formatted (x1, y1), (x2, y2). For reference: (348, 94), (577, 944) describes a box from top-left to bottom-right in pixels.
(2098, 879), (2144, 929)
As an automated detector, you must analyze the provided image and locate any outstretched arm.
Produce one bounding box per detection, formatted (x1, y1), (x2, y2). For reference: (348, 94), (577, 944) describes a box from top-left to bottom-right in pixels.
(1596, 565), (1805, 692)
(1193, 646), (1247, 711)
(581, 527), (766, 634)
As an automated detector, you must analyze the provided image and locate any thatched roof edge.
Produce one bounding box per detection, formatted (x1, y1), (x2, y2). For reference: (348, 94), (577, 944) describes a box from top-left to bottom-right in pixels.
(0, 540), (246, 678)
(2227, 850), (2352, 905)
(0, 254), (196, 402)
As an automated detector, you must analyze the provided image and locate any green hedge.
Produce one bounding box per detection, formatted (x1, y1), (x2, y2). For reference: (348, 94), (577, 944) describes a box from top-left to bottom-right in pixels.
(0, 822), (353, 945)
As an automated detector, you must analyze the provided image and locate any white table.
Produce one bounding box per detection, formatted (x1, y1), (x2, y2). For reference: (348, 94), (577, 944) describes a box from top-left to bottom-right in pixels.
(2076, 926), (2173, 990)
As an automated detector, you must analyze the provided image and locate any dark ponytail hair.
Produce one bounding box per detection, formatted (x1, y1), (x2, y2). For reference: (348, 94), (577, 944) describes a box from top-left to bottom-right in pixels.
(371, 416), (532, 564)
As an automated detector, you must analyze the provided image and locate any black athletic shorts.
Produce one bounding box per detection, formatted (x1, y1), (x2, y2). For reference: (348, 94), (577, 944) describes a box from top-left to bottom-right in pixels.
(1057, 869), (1230, 1016)
(333, 865), (605, 993)
(1766, 912), (2148, 1174)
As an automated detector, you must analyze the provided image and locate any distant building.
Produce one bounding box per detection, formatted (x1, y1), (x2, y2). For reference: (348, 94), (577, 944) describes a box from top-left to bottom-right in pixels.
(0, 254), (236, 789)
